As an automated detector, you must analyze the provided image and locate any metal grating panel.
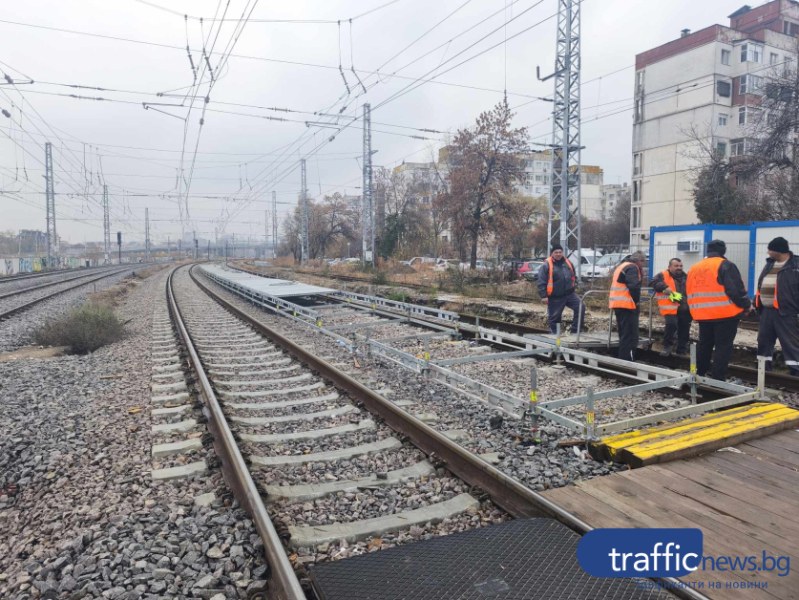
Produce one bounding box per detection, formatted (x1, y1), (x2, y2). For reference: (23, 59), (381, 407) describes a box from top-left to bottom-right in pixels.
(310, 519), (674, 600)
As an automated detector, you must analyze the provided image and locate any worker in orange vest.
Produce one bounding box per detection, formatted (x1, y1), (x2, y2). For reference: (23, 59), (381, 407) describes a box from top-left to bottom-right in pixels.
(686, 239), (753, 381)
(755, 237), (799, 376)
(652, 258), (692, 357)
(609, 251), (646, 361)
(537, 244), (586, 334)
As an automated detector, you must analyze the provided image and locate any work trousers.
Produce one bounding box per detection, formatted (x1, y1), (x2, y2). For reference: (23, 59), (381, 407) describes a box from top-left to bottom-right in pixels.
(757, 308), (799, 375)
(547, 292), (586, 334)
(663, 311), (692, 352)
(696, 318), (739, 381)
(614, 308), (639, 362)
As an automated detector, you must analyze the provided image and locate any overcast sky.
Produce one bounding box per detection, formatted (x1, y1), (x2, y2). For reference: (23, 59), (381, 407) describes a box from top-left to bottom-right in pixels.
(0, 0), (750, 245)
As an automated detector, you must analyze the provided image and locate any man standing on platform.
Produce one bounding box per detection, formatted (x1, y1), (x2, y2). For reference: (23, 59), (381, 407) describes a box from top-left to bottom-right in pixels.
(686, 239), (753, 381)
(652, 258), (692, 357)
(755, 237), (799, 376)
(537, 244), (586, 335)
(609, 251), (646, 362)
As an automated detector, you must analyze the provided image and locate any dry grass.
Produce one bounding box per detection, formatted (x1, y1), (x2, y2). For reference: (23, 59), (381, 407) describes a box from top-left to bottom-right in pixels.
(34, 302), (126, 354)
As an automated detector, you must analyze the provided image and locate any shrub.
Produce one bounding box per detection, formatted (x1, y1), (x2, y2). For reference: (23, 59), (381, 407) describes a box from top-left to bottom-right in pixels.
(34, 302), (126, 354)
(371, 270), (388, 286)
(386, 290), (409, 303)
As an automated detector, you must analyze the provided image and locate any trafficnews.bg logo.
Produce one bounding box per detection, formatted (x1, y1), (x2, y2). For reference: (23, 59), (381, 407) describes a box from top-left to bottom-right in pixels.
(577, 528), (790, 591)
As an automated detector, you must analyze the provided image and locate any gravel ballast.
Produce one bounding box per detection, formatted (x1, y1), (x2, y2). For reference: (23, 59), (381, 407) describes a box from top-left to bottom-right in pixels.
(0, 267), (268, 599)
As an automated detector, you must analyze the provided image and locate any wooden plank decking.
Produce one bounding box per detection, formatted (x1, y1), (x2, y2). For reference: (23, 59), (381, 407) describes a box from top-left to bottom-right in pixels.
(544, 430), (799, 599)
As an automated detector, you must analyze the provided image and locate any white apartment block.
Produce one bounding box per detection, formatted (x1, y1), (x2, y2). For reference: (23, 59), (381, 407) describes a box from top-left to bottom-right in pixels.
(600, 182), (630, 221)
(518, 151), (604, 221)
(631, 0), (799, 250)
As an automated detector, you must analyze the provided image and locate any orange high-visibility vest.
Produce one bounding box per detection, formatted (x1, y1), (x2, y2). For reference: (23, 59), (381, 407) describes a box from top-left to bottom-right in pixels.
(609, 262), (638, 310)
(655, 269), (679, 316)
(686, 257), (744, 321)
(545, 256), (575, 296)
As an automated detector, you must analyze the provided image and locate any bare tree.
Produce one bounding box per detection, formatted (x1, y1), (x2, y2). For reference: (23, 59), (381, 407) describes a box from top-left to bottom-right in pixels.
(691, 49), (799, 221)
(439, 97), (528, 268)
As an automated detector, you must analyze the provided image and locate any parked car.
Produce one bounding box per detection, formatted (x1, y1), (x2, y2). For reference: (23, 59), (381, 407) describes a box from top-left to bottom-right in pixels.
(589, 252), (627, 278)
(517, 260), (545, 281)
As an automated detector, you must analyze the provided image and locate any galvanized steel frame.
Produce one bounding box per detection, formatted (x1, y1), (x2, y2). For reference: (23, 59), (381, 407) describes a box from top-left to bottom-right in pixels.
(200, 267), (761, 442)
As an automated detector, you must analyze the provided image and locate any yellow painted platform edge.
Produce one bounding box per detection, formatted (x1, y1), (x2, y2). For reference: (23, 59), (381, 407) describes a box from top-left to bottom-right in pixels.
(602, 403), (793, 451)
(626, 411), (799, 459)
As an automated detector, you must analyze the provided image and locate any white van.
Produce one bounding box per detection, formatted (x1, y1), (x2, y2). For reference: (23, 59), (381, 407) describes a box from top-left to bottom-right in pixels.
(568, 249), (602, 275)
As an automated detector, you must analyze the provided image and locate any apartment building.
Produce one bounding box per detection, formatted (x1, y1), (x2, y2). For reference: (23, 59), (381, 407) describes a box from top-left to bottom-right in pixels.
(631, 0), (799, 249)
(517, 151), (604, 221)
(600, 182), (630, 221)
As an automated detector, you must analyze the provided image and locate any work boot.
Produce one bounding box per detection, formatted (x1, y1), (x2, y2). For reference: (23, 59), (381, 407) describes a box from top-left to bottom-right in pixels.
(659, 346), (673, 357)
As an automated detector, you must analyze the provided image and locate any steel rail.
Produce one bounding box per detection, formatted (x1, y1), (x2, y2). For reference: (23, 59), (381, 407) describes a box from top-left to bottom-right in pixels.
(190, 265), (709, 600)
(167, 266), (305, 600)
(0, 266), (133, 321)
(0, 266), (128, 301)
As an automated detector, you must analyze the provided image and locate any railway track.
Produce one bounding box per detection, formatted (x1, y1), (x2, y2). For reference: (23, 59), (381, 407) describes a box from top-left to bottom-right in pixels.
(0, 266), (132, 321)
(235, 263), (799, 394)
(167, 264), (712, 600)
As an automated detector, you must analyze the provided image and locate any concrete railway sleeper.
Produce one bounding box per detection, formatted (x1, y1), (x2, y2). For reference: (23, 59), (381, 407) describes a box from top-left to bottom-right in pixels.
(169, 264), (708, 600)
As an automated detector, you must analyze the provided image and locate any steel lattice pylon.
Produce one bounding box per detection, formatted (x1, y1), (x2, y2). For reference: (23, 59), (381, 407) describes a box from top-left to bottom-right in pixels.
(44, 142), (58, 268)
(547, 0), (581, 278)
(362, 103), (374, 266)
(145, 207), (150, 263)
(300, 159), (309, 262)
(272, 190), (278, 258)
(103, 185), (110, 262)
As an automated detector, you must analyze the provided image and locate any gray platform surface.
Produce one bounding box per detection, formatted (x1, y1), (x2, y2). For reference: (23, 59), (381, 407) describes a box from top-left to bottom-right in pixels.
(309, 518), (674, 600)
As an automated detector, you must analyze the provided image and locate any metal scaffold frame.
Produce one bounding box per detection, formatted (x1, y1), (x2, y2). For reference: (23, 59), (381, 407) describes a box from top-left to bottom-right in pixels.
(208, 265), (764, 441)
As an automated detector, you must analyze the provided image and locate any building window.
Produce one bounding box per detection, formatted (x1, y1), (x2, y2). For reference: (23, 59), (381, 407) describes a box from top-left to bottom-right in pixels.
(632, 206), (641, 228)
(721, 49), (731, 65)
(731, 138), (749, 156)
(633, 153), (642, 176)
(770, 52), (779, 65)
(785, 57), (793, 77)
(717, 80), (731, 97)
(632, 180), (641, 203)
(634, 97), (644, 122)
(767, 111), (777, 127)
(740, 43), (763, 63)
(739, 106), (747, 125)
(718, 113), (728, 126)
(739, 74), (763, 95)
(784, 21), (799, 36)
(716, 141), (727, 157)
(636, 70), (645, 90)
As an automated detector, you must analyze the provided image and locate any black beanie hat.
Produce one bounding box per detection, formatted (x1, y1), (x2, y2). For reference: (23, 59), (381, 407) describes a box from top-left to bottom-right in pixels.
(768, 236), (790, 253)
(707, 239), (726, 255)
(551, 244), (563, 253)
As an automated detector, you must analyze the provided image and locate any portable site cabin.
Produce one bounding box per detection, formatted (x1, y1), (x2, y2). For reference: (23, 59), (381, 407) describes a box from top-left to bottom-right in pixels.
(651, 221), (799, 297)
(750, 221), (799, 292)
(648, 224), (751, 281)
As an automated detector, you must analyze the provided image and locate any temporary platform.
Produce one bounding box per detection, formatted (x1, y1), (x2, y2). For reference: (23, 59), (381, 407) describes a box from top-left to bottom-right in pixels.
(201, 264), (334, 298)
(590, 402), (799, 467)
(545, 430), (799, 600)
(309, 518), (673, 600)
